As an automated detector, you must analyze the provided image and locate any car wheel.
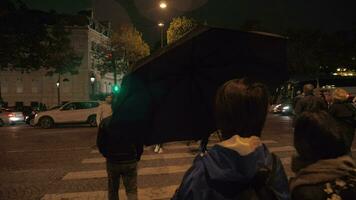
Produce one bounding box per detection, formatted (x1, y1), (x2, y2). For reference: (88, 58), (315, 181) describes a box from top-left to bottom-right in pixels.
(39, 117), (54, 129)
(0, 119), (4, 127)
(88, 115), (97, 127)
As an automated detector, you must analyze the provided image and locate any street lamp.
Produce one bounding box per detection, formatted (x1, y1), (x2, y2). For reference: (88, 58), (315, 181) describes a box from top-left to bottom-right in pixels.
(90, 74), (96, 98)
(56, 80), (60, 105)
(158, 22), (164, 48)
(159, 1), (167, 9)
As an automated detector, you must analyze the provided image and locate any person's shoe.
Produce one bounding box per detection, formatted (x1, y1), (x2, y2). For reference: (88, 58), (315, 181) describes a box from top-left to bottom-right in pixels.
(154, 145), (159, 153)
(158, 148), (163, 154)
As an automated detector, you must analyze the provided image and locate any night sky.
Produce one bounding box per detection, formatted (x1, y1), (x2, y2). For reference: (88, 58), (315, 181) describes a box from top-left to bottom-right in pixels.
(21, 0), (356, 46)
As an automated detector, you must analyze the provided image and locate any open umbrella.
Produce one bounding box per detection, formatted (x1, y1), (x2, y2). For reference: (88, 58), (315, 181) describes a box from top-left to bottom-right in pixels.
(110, 26), (288, 145)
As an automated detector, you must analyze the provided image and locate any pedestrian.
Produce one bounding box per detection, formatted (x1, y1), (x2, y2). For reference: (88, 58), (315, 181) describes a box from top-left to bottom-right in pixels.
(199, 134), (209, 156)
(292, 90), (303, 109)
(294, 84), (327, 116)
(172, 79), (290, 200)
(290, 111), (356, 200)
(97, 94), (113, 126)
(96, 94), (143, 200)
(329, 88), (356, 151)
(153, 143), (163, 153)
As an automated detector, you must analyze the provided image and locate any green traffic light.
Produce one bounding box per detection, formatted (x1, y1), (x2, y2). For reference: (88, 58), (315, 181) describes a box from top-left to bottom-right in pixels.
(113, 84), (120, 93)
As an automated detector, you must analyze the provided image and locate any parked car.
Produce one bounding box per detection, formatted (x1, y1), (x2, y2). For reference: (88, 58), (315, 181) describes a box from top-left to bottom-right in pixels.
(33, 101), (99, 128)
(0, 108), (25, 126)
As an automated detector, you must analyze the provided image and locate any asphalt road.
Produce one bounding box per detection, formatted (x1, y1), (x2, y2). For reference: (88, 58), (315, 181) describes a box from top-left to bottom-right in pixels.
(0, 114), (354, 200)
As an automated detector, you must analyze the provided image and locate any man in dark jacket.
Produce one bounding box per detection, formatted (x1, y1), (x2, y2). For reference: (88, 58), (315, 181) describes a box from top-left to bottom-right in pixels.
(97, 116), (144, 200)
(294, 84), (327, 116)
(290, 111), (356, 200)
(172, 79), (290, 200)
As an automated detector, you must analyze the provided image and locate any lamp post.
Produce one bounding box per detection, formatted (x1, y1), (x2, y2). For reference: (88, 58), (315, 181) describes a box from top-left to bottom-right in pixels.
(56, 79), (60, 106)
(159, 1), (167, 9)
(158, 22), (164, 48)
(90, 74), (96, 97)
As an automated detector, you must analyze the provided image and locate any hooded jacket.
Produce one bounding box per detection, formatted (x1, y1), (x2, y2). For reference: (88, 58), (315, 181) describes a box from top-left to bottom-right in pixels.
(172, 135), (290, 200)
(290, 155), (356, 200)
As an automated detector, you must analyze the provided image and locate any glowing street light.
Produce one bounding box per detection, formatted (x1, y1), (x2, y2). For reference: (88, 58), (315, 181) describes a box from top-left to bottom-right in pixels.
(158, 22), (165, 48)
(159, 1), (167, 9)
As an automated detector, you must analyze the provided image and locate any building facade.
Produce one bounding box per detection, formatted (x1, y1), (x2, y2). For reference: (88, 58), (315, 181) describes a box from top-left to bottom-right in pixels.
(0, 23), (120, 108)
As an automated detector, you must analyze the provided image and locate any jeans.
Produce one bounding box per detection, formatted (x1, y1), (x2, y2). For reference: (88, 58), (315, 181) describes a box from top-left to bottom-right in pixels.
(106, 160), (138, 200)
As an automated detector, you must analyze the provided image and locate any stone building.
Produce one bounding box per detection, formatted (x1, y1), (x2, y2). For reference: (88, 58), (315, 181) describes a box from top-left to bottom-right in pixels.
(0, 19), (119, 108)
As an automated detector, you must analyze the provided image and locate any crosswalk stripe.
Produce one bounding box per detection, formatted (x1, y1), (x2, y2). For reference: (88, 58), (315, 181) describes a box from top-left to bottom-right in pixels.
(90, 140), (278, 154)
(63, 165), (191, 180)
(269, 146), (295, 152)
(42, 185), (179, 200)
(86, 145), (293, 164)
(83, 152), (195, 164)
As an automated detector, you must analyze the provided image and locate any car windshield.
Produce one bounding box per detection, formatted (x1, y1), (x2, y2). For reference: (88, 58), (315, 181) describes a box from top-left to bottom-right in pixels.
(49, 105), (61, 110)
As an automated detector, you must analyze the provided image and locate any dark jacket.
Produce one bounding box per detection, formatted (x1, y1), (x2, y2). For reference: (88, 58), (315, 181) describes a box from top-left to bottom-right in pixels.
(97, 117), (144, 163)
(172, 144), (290, 200)
(290, 156), (356, 200)
(294, 94), (327, 115)
(329, 102), (356, 150)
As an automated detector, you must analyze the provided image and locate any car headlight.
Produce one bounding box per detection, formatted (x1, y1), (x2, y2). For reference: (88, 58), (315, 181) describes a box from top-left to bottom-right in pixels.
(282, 106), (290, 110)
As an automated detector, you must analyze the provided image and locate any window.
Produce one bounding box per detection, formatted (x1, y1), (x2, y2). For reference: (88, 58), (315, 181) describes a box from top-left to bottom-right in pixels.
(90, 102), (99, 108)
(15, 102), (23, 109)
(62, 103), (76, 110)
(16, 78), (23, 93)
(31, 79), (40, 93)
(1, 79), (8, 93)
(75, 102), (91, 110)
(31, 102), (39, 108)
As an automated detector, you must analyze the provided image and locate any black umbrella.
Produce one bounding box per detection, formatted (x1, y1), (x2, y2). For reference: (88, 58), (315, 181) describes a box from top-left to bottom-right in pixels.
(110, 26), (288, 145)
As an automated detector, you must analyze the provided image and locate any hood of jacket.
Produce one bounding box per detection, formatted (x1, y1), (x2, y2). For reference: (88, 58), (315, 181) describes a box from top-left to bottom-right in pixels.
(290, 155), (356, 191)
(197, 135), (289, 199)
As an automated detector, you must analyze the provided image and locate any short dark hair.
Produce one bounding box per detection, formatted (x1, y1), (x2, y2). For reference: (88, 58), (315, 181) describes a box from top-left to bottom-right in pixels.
(215, 79), (269, 139)
(294, 111), (348, 162)
(303, 84), (314, 95)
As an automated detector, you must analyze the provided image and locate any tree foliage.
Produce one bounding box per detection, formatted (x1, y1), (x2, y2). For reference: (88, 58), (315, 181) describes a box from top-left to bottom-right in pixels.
(92, 25), (150, 76)
(167, 16), (198, 44)
(287, 29), (356, 76)
(0, 1), (82, 75)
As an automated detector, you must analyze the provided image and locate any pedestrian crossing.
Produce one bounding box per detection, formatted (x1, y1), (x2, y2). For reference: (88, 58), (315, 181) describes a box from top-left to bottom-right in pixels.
(41, 138), (297, 200)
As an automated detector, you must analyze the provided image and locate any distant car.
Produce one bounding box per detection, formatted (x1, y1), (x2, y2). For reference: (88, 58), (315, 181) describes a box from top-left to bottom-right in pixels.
(280, 103), (294, 115)
(271, 104), (282, 114)
(0, 108), (25, 126)
(33, 101), (99, 128)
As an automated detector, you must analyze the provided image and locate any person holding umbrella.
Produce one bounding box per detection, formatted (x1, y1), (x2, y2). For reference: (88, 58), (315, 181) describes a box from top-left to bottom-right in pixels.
(172, 79), (290, 200)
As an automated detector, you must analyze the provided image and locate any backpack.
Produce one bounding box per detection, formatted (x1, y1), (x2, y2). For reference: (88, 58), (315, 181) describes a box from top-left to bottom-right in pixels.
(236, 153), (280, 200)
(96, 116), (140, 162)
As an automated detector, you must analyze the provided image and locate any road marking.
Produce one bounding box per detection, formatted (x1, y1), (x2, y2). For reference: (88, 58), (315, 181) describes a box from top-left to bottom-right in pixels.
(7, 147), (90, 153)
(269, 146), (295, 152)
(280, 157), (291, 165)
(83, 152), (195, 164)
(63, 165), (191, 180)
(42, 185), (179, 200)
(90, 140), (278, 154)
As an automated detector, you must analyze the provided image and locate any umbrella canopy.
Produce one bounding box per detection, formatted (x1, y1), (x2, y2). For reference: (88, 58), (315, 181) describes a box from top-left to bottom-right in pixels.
(110, 26), (288, 145)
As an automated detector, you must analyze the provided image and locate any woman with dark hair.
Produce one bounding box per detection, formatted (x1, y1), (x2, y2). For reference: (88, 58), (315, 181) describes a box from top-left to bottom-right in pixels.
(290, 111), (356, 200)
(172, 79), (290, 200)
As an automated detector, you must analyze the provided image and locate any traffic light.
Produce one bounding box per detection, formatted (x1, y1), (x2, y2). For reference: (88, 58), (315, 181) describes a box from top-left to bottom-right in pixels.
(112, 84), (120, 93)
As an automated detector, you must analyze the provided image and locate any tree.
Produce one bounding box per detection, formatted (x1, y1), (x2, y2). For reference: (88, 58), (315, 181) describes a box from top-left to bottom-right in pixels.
(286, 29), (323, 76)
(167, 16), (198, 44)
(92, 25), (149, 82)
(0, 1), (82, 75)
(43, 22), (82, 76)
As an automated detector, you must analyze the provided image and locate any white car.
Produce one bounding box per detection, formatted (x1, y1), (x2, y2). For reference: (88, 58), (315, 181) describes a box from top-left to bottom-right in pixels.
(0, 108), (25, 126)
(34, 101), (99, 128)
